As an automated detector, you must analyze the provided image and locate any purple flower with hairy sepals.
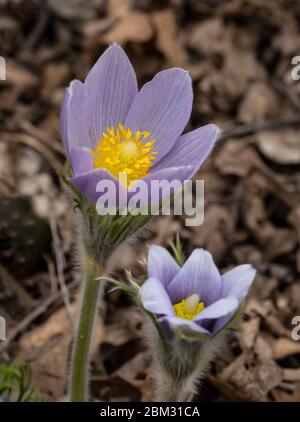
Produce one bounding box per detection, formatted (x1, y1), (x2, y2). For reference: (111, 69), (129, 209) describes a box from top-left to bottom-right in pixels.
(140, 246), (256, 336)
(60, 44), (220, 204)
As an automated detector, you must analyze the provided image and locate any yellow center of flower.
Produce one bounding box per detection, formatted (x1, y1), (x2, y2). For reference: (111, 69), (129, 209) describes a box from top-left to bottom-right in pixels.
(91, 123), (157, 188)
(173, 293), (205, 320)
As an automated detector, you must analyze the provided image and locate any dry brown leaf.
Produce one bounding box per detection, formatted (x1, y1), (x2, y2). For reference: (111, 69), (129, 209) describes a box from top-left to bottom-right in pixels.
(152, 9), (187, 67)
(17, 305), (75, 398)
(188, 18), (266, 107)
(239, 317), (260, 350)
(273, 22), (300, 57)
(82, 18), (116, 50)
(273, 338), (300, 360)
(189, 205), (234, 264)
(41, 63), (71, 100)
(103, 321), (139, 348)
(187, 18), (227, 56)
(215, 141), (259, 177)
(254, 335), (274, 361)
(238, 82), (280, 123)
(282, 368), (300, 382)
(219, 352), (282, 401)
(116, 352), (149, 386)
(107, 0), (132, 19)
(102, 11), (153, 45)
(257, 129), (300, 165)
(17, 301), (103, 399)
(6, 60), (38, 90)
(285, 282), (300, 312)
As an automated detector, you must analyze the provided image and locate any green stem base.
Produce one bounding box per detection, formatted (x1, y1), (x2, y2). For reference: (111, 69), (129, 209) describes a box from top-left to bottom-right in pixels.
(70, 257), (103, 402)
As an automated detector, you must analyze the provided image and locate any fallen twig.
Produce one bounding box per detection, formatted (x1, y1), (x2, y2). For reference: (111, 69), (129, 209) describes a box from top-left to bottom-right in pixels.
(220, 115), (300, 141)
(17, 118), (65, 155)
(0, 132), (62, 171)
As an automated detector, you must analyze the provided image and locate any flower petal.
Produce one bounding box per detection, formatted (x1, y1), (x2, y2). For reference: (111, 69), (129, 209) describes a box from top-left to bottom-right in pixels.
(221, 264), (256, 304)
(125, 68), (193, 161)
(152, 124), (220, 176)
(167, 249), (222, 305)
(214, 264), (255, 335)
(69, 168), (127, 205)
(147, 245), (180, 287)
(70, 147), (93, 176)
(60, 85), (71, 157)
(211, 311), (236, 334)
(140, 277), (174, 316)
(85, 44), (138, 147)
(128, 166), (193, 208)
(194, 295), (238, 322)
(161, 315), (210, 334)
(60, 79), (87, 156)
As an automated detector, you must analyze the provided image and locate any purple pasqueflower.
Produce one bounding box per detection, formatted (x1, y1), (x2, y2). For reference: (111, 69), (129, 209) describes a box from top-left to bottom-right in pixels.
(60, 44), (220, 204)
(140, 246), (256, 336)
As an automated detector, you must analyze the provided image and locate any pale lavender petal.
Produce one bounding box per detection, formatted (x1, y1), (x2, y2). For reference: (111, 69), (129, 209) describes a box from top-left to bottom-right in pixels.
(125, 68), (193, 161)
(162, 315), (210, 334)
(69, 168), (127, 205)
(147, 245), (180, 287)
(60, 79), (88, 155)
(167, 249), (222, 305)
(85, 44), (138, 146)
(128, 166), (193, 207)
(221, 264), (256, 304)
(70, 147), (93, 176)
(60, 87), (70, 157)
(194, 295), (238, 322)
(152, 124), (220, 176)
(211, 310), (236, 334)
(140, 277), (174, 316)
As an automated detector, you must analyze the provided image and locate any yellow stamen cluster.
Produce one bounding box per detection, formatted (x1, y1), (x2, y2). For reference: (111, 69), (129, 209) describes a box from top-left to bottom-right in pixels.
(173, 293), (205, 320)
(91, 123), (157, 188)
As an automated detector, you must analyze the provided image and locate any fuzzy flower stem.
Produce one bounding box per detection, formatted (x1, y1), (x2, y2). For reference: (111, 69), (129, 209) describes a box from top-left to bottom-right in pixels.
(152, 332), (226, 402)
(70, 256), (104, 402)
(156, 378), (193, 402)
(154, 340), (202, 402)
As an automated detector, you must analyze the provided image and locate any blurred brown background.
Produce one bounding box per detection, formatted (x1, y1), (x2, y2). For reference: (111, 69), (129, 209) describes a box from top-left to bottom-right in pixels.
(0, 0), (300, 402)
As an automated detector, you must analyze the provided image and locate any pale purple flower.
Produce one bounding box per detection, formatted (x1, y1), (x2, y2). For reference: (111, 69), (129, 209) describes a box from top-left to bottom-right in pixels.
(140, 246), (256, 336)
(60, 44), (220, 204)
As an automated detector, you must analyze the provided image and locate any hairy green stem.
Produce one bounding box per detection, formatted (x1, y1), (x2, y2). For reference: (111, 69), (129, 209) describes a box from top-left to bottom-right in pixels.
(70, 256), (104, 402)
(154, 340), (202, 402)
(152, 332), (226, 402)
